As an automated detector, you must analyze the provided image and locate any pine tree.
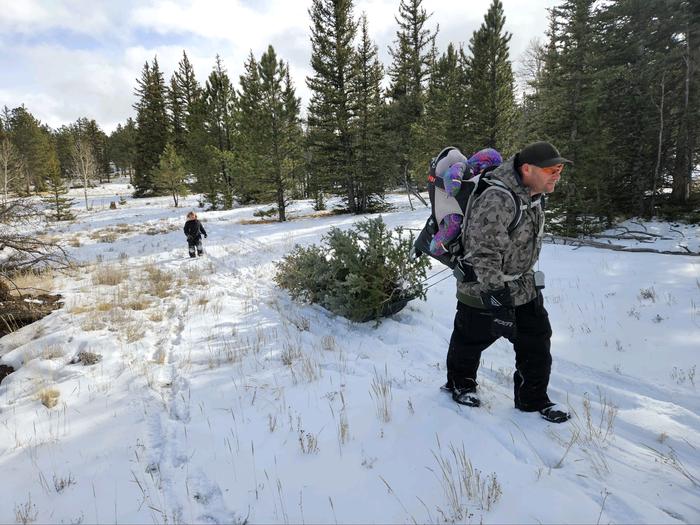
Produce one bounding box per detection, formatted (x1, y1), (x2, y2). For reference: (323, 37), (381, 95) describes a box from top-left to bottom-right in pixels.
(350, 14), (389, 211)
(168, 76), (187, 156)
(133, 57), (170, 197)
(259, 47), (303, 220)
(281, 69), (306, 201)
(43, 168), (75, 221)
(386, 0), (437, 182)
(154, 143), (188, 207)
(532, 0), (601, 229)
(203, 55), (238, 209)
(411, 43), (468, 177)
(464, 0), (517, 156)
(237, 47), (304, 219)
(82, 118), (109, 182)
(669, 0), (700, 205)
(306, 0), (358, 212)
(236, 52), (264, 203)
(7, 107), (54, 194)
(107, 118), (137, 181)
(171, 51), (211, 196)
(592, 0), (679, 218)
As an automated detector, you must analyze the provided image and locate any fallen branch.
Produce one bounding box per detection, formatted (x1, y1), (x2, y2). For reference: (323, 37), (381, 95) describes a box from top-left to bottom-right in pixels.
(545, 235), (699, 256)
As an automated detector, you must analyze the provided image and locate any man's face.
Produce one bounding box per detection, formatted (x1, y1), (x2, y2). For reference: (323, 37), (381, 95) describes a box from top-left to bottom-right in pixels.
(522, 163), (564, 194)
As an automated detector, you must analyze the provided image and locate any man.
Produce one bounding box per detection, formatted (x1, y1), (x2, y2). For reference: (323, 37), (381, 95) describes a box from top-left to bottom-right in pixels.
(444, 141), (572, 423)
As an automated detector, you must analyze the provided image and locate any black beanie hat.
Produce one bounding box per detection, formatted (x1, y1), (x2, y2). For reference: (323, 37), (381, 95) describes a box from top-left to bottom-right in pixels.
(518, 141), (573, 168)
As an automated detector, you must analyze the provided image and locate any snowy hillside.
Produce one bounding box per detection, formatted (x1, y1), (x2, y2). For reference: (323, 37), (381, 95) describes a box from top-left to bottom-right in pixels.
(1, 182), (699, 524)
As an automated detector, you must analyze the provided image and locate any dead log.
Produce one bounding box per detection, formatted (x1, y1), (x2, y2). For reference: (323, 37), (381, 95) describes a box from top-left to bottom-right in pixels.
(545, 235), (699, 256)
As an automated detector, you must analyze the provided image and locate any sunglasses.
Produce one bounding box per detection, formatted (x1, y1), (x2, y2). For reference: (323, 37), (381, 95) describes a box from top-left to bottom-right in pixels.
(540, 164), (564, 175)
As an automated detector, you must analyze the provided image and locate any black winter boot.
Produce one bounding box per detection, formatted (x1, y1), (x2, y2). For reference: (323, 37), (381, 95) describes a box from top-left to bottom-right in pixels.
(539, 403), (571, 423)
(451, 379), (480, 407)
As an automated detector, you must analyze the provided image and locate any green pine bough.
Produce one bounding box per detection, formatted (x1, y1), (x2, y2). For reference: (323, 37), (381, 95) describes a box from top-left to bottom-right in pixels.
(275, 217), (431, 323)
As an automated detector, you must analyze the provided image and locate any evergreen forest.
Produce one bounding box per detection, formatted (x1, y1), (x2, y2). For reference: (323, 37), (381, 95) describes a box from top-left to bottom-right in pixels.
(1, 0), (699, 234)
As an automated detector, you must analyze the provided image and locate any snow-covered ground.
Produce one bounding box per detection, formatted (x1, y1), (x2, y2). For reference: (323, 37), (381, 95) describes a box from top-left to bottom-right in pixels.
(1, 181), (699, 524)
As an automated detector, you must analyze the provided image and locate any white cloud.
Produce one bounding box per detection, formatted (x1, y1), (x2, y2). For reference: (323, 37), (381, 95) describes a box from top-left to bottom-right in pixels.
(0, 0), (128, 39)
(0, 0), (560, 133)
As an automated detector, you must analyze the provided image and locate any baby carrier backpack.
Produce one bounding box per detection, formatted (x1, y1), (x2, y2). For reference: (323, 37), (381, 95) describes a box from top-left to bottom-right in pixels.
(412, 146), (524, 280)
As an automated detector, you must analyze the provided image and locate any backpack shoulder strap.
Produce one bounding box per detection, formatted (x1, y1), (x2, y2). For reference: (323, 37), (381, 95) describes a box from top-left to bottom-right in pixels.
(465, 176), (525, 234)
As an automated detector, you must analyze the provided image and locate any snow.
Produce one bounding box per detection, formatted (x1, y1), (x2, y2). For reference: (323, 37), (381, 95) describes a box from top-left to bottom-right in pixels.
(1, 181), (699, 524)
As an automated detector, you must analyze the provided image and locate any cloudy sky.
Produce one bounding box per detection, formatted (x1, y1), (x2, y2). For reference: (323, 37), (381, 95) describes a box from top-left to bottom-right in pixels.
(0, 0), (560, 134)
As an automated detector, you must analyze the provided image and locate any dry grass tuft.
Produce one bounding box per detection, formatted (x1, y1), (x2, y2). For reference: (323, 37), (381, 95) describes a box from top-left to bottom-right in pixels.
(126, 298), (152, 311)
(124, 321), (146, 343)
(148, 310), (165, 322)
(7, 269), (55, 297)
(80, 316), (104, 331)
(14, 494), (38, 525)
(92, 265), (128, 286)
(69, 304), (92, 315)
(95, 302), (115, 312)
(41, 345), (65, 360)
(38, 388), (60, 409)
(143, 264), (174, 297)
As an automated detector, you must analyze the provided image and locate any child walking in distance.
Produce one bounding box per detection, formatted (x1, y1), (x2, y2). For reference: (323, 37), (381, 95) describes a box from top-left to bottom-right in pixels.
(184, 211), (207, 257)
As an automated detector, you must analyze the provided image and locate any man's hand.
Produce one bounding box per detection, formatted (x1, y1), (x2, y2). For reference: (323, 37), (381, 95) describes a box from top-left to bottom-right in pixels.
(480, 287), (517, 341)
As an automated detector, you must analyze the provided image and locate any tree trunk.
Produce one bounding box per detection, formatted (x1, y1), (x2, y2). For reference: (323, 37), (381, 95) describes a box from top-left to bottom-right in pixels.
(649, 73), (665, 219)
(671, 24), (692, 204)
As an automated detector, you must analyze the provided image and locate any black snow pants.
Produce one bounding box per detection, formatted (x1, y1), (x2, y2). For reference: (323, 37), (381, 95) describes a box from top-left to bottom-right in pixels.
(188, 239), (203, 257)
(446, 293), (553, 411)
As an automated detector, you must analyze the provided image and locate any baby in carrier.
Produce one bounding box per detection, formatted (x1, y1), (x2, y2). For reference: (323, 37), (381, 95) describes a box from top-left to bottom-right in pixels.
(429, 148), (503, 256)
(184, 211), (207, 257)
